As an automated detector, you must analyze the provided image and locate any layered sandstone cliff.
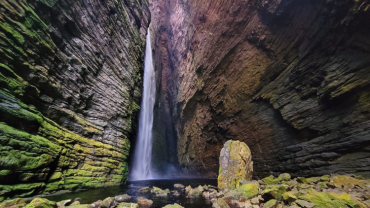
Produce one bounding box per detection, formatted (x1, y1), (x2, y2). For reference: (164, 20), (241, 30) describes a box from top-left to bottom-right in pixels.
(151, 0), (370, 178)
(0, 0), (149, 200)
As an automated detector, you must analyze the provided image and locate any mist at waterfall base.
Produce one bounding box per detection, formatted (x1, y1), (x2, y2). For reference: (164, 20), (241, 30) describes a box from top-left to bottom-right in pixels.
(130, 28), (157, 181)
(129, 30), (194, 180)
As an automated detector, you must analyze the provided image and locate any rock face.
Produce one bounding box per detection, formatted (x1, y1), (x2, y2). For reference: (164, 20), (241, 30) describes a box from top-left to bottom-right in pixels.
(218, 140), (253, 190)
(150, 0), (370, 178)
(0, 0), (149, 200)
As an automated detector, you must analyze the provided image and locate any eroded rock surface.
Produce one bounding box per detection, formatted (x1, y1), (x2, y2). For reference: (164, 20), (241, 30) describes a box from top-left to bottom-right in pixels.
(218, 140), (253, 190)
(0, 0), (149, 200)
(150, 0), (370, 178)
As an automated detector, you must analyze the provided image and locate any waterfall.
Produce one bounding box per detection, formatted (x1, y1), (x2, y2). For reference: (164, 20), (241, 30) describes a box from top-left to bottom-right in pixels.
(130, 28), (156, 181)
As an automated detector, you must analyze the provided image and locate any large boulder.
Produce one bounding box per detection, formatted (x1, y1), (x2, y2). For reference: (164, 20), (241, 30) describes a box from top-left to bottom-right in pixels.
(218, 140), (253, 189)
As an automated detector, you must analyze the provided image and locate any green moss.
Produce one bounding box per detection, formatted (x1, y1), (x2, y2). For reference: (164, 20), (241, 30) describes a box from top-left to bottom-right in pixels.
(262, 185), (288, 200)
(332, 175), (365, 189)
(298, 189), (367, 208)
(0, 198), (27, 208)
(282, 192), (297, 203)
(238, 182), (259, 199)
(262, 199), (278, 208)
(48, 172), (62, 182)
(44, 180), (64, 193)
(25, 198), (57, 208)
(261, 175), (280, 185)
(306, 177), (321, 184)
(117, 203), (139, 208)
(0, 183), (45, 199)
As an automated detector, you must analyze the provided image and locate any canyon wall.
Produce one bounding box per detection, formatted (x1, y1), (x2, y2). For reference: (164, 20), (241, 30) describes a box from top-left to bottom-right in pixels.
(151, 0), (370, 178)
(0, 0), (149, 200)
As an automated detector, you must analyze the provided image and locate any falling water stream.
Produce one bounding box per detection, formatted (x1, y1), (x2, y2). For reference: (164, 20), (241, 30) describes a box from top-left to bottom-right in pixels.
(130, 28), (156, 181)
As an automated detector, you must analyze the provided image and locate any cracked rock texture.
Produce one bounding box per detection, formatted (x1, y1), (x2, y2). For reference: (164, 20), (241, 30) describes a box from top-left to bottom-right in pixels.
(150, 0), (370, 178)
(0, 0), (149, 200)
(218, 140), (253, 190)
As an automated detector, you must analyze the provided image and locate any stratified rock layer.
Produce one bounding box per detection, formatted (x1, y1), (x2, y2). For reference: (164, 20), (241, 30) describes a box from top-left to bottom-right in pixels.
(150, 0), (370, 178)
(218, 140), (253, 190)
(0, 0), (149, 200)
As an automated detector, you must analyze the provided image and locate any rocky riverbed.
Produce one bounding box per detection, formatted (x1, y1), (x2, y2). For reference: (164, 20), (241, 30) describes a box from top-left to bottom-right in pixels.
(1, 174), (369, 208)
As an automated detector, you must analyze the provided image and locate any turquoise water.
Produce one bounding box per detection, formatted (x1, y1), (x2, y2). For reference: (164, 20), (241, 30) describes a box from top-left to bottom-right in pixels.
(46, 179), (217, 208)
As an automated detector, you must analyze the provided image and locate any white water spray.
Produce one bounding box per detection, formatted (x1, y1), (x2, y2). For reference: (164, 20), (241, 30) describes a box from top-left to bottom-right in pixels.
(130, 28), (156, 181)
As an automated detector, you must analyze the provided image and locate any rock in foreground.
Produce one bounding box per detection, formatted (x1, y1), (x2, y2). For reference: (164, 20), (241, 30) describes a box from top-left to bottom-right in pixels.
(218, 140), (253, 189)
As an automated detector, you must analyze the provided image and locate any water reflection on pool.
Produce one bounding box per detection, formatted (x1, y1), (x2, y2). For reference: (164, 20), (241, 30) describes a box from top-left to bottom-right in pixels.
(46, 178), (217, 208)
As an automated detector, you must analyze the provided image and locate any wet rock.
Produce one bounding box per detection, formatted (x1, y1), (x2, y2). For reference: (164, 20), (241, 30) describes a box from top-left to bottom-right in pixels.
(136, 197), (153, 207)
(57, 199), (72, 208)
(152, 187), (169, 197)
(99, 197), (114, 208)
(185, 185), (204, 198)
(262, 199), (278, 208)
(212, 198), (230, 208)
(25, 198), (57, 208)
(115, 195), (132, 203)
(138, 187), (152, 194)
(162, 204), (184, 208)
(174, 184), (185, 189)
(89, 200), (102, 208)
(218, 140), (253, 190)
(172, 190), (180, 197)
(117, 203), (138, 208)
(202, 191), (210, 199)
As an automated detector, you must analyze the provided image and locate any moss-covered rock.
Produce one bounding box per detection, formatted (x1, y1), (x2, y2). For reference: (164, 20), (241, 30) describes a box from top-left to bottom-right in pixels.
(0, 198), (27, 208)
(332, 175), (365, 189)
(99, 197), (114, 208)
(212, 198), (229, 208)
(224, 181), (259, 200)
(0, 0), (149, 200)
(298, 188), (367, 208)
(261, 173), (291, 185)
(136, 197), (153, 207)
(152, 186), (170, 197)
(218, 140), (253, 190)
(262, 199), (278, 208)
(25, 198), (57, 208)
(262, 185), (288, 200)
(282, 192), (298, 203)
(138, 187), (152, 193)
(117, 203), (138, 208)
